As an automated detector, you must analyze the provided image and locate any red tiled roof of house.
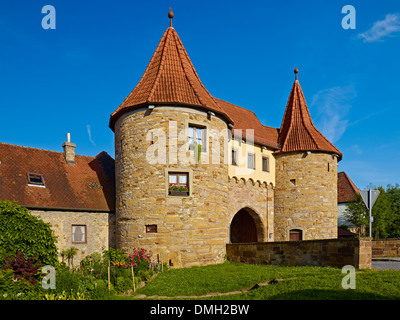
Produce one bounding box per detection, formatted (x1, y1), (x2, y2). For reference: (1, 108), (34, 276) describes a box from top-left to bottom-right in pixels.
(277, 72), (343, 161)
(109, 25), (233, 130)
(0, 142), (115, 212)
(338, 227), (357, 237)
(214, 98), (279, 149)
(338, 171), (359, 203)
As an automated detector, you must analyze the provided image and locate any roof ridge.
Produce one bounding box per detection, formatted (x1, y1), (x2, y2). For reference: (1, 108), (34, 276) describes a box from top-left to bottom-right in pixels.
(0, 141), (104, 159)
(173, 29), (203, 106)
(147, 28), (171, 102)
(213, 97), (258, 116)
(296, 84), (320, 149)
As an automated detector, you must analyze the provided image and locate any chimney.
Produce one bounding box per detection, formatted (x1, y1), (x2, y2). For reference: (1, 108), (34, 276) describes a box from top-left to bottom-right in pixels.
(62, 133), (76, 165)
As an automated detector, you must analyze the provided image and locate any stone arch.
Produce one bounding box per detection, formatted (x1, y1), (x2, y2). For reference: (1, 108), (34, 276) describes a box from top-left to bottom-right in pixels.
(268, 182), (274, 190)
(231, 176), (239, 183)
(248, 178), (255, 186)
(230, 207), (265, 243)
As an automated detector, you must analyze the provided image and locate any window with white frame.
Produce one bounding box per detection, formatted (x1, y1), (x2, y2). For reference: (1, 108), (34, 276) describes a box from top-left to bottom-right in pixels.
(72, 225), (87, 244)
(247, 153), (255, 170)
(188, 125), (206, 152)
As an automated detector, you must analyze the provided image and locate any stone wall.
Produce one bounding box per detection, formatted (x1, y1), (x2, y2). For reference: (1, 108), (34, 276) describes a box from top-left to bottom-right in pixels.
(30, 210), (115, 264)
(114, 106), (231, 268)
(372, 239), (400, 257)
(274, 152), (338, 241)
(226, 238), (372, 269)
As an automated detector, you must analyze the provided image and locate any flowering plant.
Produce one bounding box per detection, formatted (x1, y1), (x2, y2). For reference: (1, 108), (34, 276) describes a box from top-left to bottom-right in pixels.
(168, 184), (189, 192)
(124, 247), (152, 270)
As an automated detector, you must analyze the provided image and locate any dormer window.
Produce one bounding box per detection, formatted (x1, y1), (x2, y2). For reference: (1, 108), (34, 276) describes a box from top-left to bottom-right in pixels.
(27, 173), (45, 187)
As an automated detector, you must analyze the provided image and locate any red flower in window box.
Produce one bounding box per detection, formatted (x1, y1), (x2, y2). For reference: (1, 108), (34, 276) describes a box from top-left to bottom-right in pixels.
(168, 184), (189, 195)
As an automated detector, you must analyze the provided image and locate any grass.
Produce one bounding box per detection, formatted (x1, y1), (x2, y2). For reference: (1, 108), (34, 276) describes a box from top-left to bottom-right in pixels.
(127, 261), (400, 300)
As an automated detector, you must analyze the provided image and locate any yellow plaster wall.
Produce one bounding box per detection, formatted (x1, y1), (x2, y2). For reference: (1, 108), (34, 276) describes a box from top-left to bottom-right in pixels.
(228, 139), (275, 186)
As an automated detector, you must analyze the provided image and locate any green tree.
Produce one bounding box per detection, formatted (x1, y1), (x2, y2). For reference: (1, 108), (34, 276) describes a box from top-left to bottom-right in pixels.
(371, 186), (392, 239)
(386, 184), (400, 238)
(344, 194), (368, 236)
(0, 200), (58, 265)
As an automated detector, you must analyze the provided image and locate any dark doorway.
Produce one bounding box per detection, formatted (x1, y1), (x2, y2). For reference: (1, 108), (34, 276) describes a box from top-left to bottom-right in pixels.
(289, 229), (303, 241)
(230, 209), (258, 243)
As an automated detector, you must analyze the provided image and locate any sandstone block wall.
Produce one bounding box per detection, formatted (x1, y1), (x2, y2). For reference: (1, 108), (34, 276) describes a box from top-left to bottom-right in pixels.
(228, 177), (274, 242)
(274, 152), (338, 241)
(30, 210), (115, 264)
(226, 238), (372, 269)
(114, 106), (231, 268)
(372, 239), (400, 257)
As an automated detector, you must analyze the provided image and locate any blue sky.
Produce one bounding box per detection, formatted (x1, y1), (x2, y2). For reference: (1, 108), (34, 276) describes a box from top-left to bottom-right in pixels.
(0, 0), (399, 190)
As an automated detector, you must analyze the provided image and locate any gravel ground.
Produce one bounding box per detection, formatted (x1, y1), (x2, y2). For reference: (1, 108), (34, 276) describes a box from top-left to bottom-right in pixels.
(372, 259), (400, 271)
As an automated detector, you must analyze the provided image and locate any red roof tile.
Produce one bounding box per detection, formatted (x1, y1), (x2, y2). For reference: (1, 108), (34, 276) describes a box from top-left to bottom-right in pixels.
(215, 98), (279, 149)
(0, 143), (115, 211)
(109, 26), (233, 130)
(277, 79), (343, 160)
(338, 171), (359, 203)
(338, 227), (357, 237)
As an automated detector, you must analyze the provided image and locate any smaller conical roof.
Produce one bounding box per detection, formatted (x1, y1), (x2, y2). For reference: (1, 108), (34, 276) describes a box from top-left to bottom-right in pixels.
(277, 69), (342, 161)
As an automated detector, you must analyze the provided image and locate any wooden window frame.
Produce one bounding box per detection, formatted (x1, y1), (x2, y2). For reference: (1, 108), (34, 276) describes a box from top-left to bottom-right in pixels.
(262, 156), (270, 172)
(231, 149), (238, 166)
(27, 172), (45, 187)
(165, 168), (193, 197)
(146, 225), (157, 233)
(71, 225), (87, 244)
(168, 172), (189, 196)
(247, 153), (255, 170)
(188, 124), (207, 152)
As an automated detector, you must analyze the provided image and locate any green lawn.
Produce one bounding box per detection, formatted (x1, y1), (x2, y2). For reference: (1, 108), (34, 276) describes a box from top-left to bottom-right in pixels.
(125, 261), (400, 300)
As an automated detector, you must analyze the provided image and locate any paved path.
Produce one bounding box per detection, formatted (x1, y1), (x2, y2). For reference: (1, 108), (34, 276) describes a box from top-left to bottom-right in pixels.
(372, 258), (400, 271)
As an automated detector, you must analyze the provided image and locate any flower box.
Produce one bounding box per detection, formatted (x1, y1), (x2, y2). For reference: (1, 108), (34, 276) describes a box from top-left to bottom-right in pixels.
(169, 190), (189, 196)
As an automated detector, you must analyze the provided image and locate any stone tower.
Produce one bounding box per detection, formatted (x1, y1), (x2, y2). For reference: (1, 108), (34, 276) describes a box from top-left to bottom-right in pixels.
(273, 68), (343, 241)
(109, 10), (233, 268)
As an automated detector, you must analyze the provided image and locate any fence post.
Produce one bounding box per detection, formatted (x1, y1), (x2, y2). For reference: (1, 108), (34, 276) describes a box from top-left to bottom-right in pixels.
(108, 260), (111, 292)
(131, 266), (136, 292)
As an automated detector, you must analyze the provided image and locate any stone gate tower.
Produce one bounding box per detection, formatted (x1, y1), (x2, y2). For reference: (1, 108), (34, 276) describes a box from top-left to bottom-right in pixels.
(273, 68), (343, 241)
(109, 10), (233, 268)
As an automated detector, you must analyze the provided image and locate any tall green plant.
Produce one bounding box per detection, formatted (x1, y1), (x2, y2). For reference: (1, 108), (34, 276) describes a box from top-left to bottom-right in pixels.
(344, 194), (368, 236)
(0, 201), (58, 265)
(61, 247), (78, 268)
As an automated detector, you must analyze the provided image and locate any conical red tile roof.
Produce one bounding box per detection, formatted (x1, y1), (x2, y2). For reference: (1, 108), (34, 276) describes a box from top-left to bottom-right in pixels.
(277, 75), (342, 161)
(109, 26), (232, 130)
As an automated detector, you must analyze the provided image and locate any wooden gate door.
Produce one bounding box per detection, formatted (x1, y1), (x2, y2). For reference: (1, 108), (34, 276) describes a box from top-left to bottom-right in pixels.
(230, 209), (258, 243)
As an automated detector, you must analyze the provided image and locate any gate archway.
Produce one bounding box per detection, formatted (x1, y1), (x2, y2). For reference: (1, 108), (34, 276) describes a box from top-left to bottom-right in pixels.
(230, 208), (262, 243)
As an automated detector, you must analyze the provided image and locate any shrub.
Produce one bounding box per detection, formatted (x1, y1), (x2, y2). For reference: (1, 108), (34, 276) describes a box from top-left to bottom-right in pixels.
(0, 201), (58, 265)
(0, 268), (42, 300)
(114, 276), (132, 294)
(3, 252), (42, 285)
(80, 252), (103, 278)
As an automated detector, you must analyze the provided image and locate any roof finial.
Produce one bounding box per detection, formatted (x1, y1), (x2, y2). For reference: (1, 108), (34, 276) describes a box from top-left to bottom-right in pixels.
(294, 66), (299, 81)
(168, 8), (174, 28)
